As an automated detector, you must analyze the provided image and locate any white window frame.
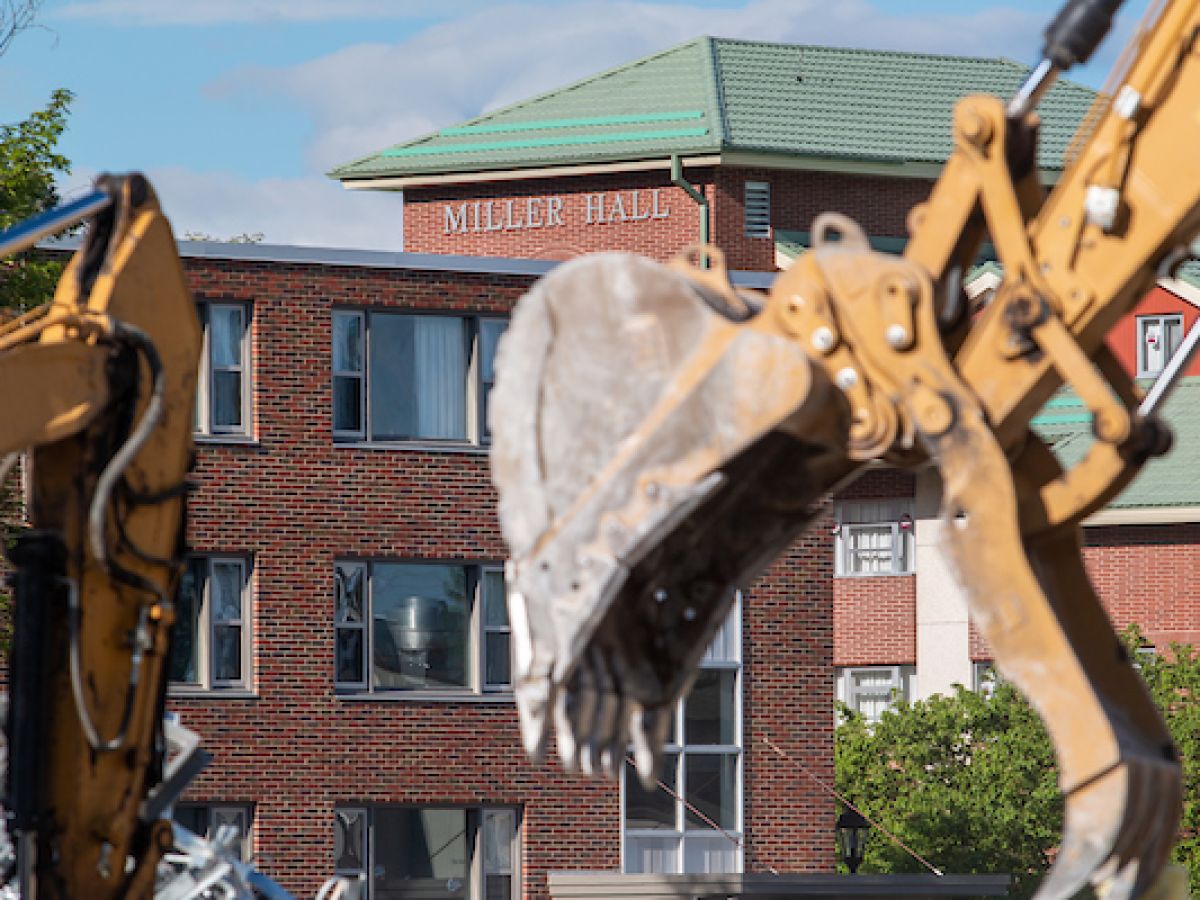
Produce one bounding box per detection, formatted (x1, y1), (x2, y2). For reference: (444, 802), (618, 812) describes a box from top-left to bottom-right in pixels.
(833, 499), (914, 577)
(837, 665), (915, 723)
(334, 560), (511, 697)
(1136, 313), (1184, 378)
(972, 660), (999, 697)
(743, 181), (771, 238)
(622, 600), (743, 875)
(174, 802), (254, 861)
(331, 310), (507, 446)
(333, 805), (520, 900)
(195, 301), (252, 438)
(170, 555), (252, 693)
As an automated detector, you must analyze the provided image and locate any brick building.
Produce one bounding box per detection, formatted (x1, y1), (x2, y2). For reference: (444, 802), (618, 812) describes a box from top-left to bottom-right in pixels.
(162, 37), (1200, 900)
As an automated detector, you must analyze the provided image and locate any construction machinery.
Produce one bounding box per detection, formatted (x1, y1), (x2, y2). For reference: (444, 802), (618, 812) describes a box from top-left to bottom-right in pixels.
(490, 1), (1200, 898)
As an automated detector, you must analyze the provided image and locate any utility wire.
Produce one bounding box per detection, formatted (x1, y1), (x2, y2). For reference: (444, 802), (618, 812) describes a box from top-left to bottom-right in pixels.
(762, 736), (944, 877)
(624, 755), (781, 876)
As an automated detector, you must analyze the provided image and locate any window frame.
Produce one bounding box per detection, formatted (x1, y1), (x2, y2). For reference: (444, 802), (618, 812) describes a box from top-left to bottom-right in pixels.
(837, 665), (915, 723)
(334, 559), (512, 698)
(743, 180), (771, 239)
(621, 600), (743, 875)
(173, 802), (254, 861)
(170, 555), (253, 694)
(331, 309), (507, 447)
(333, 804), (521, 900)
(195, 300), (252, 439)
(1136, 313), (1184, 378)
(833, 499), (915, 577)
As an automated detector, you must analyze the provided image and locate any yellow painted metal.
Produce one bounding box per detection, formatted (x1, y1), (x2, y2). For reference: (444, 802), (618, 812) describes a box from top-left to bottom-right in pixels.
(2, 176), (199, 898)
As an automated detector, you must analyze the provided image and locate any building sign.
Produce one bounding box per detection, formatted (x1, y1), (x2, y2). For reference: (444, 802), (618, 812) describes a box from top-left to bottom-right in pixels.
(443, 189), (670, 234)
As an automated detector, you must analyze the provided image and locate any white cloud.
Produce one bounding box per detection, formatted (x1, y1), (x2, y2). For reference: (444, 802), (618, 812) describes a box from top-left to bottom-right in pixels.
(61, 167), (404, 250)
(218, 0), (1045, 174)
(52, 0), (487, 26)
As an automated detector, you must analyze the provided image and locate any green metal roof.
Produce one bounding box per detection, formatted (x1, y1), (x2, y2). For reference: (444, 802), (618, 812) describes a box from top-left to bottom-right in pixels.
(1033, 378), (1200, 510)
(331, 37), (1097, 183)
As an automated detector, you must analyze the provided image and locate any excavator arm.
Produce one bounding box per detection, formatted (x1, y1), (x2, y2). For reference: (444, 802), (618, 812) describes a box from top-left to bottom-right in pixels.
(489, 1), (1200, 897)
(0, 174), (200, 899)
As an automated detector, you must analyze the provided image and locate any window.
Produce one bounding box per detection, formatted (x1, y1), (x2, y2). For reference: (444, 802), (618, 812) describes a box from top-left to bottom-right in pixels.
(334, 806), (519, 900)
(1137, 314), (1184, 377)
(333, 311), (507, 444)
(972, 660), (999, 697)
(170, 556), (252, 691)
(174, 803), (253, 861)
(743, 181), (771, 238)
(334, 561), (509, 694)
(834, 499), (914, 576)
(837, 665), (915, 723)
(623, 603), (742, 875)
(195, 302), (251, 437)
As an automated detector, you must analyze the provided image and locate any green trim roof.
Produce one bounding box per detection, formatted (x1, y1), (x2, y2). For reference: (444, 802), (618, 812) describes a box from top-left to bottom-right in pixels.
(332, 37), (1097, 182)
(1033, 378), (1200, 510)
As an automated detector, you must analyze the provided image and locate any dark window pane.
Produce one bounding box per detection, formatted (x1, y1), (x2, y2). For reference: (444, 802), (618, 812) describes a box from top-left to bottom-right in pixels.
(335, 565), (365, 624)
(210, 307), (243, 367)
(334, 809), (366, 871)
(374, 808), (467, 897)
(482, 571), (507, 627)
(336, 629), (364, 684)
(212, 370), (242, 428)
(174, 805), (207, 837)
(485, 876), (511, 900)
(369, 314), (466, 440)
(334, 376), (362, 432)
(484, 632), (510, 687)
(479, 319), (507, 382)
(170, 560), (203, 683)
(625, 754), (677, 830)
(684, 669), (736, 745)
(685, 754), (737, 829)
(333, 313), (362, 372)
(211, 562), (242, 623)
(372, 565), (468, 689)
(213, 625), (242, 682)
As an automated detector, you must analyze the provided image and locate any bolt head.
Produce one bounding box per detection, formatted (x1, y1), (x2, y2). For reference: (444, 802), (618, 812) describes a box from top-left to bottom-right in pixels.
(836, 367), (859, 391)
(812, 326), (836, 353)
(885, 324), (910, 349)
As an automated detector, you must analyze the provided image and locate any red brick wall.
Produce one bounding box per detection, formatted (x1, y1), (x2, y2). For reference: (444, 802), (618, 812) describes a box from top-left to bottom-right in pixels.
(711, 169), (931, 272)
(831, 471), (918, 667)
(403, 171), (712, 261)
(173, 254), (835, 896)
(403, 167), (932, 269)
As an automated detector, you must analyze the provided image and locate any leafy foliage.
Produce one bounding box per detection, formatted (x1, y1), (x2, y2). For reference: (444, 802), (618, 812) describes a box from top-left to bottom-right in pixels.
(836, 682), (1061, 896)
(835, 638), (1200, 897)
(0, 88), (73, 312)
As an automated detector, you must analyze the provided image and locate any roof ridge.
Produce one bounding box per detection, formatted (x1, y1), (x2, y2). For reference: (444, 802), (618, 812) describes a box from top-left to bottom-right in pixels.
(409, 37), (710, 144)
(700, 36), (731, 148)
(707, 35), (1028, 65)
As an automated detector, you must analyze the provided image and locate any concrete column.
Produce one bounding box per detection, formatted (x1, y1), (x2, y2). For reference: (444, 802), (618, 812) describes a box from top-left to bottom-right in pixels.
(914, 469), (973, 698)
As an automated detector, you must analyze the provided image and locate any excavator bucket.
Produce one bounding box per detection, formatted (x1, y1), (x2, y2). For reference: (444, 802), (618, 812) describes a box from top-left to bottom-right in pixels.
(490, 251), (858, 779)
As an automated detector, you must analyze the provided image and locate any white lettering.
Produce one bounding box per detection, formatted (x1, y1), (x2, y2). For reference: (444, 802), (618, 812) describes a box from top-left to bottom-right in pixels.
(651, 189), (670, 220)
(629, 190), (651, 221)
(526, 197), (543, 228)
(585, 193), (606, 224)
(547, 196), (564, 226)
(471, 201), (482, 232)
(503, 199), (525, 230)
(444, 203), (468, 234)
(608, 192), (627, 222)
(484, 201), (504, 231)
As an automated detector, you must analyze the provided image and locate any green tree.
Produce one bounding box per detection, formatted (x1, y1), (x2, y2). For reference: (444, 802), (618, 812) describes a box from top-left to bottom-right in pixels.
(836, 682), (1062, 897)
(836, 641), (1200, 896)
(0, 88), (73, 312)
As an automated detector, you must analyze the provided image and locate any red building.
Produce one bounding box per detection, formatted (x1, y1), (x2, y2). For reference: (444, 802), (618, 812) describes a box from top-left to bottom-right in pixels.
(160, 37), (1200, 900)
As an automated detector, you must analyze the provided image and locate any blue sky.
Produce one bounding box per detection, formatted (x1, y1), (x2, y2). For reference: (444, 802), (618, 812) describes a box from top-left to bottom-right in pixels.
(0, 0), (1152, 249)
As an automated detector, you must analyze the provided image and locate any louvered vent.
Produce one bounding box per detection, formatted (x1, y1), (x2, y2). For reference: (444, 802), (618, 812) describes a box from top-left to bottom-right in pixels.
(744, 180), (771, 238)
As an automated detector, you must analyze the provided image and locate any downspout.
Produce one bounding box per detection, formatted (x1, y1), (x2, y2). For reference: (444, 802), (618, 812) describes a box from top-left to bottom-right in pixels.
(670, 154), (709, 262)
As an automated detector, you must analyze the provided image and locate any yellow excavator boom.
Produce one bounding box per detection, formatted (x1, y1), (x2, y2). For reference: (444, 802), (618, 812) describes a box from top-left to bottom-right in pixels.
(489, 2), (1200, 898)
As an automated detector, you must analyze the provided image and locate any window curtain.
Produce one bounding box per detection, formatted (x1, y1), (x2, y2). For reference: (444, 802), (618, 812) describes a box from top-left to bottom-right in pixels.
(414, 317), (466, 439)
